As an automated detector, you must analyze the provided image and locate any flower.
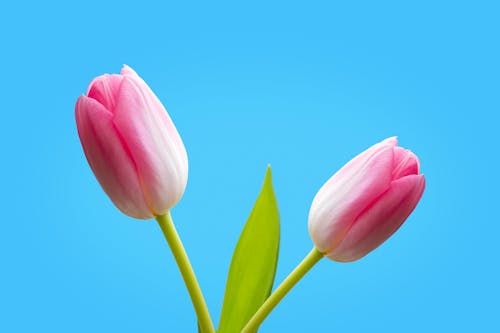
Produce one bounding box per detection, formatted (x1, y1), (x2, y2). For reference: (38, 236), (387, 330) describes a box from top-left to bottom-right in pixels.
(75, 65), (188, 219)
(308, 137), (425, 262)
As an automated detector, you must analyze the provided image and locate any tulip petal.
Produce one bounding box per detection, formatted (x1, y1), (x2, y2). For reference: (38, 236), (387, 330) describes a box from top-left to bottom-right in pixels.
(87, 74), (124, 112)
(120, 64), (138, 77)
(75, 95), (152, 219)
(112, 77), (188, 215)
(326, 137), (397, 185)
(123, 66), (186, 150)
(309, 140), (396, 253)
(328, 174), (425, 262)
(392, 147), (420, 179)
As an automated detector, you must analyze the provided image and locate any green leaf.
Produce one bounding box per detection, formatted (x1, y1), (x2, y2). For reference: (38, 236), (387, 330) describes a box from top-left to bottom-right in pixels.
(218, 166), (280, 333)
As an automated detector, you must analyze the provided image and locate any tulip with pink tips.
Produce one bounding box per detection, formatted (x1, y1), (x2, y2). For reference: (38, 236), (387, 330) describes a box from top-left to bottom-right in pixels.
(76, 65), (188, 220)
(308, 137), (425, 262)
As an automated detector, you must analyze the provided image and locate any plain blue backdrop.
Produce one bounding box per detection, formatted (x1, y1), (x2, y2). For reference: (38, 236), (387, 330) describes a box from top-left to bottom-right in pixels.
(1, 0), (498, 332)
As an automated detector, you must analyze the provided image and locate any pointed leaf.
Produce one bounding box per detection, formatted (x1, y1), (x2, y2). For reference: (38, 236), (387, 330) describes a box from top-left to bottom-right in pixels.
(218, 166), (280, 333)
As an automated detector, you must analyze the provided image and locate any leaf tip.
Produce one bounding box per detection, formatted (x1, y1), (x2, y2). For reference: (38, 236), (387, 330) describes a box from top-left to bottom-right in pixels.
(265, 164), (272, 180)
(263, 165), (274, 191)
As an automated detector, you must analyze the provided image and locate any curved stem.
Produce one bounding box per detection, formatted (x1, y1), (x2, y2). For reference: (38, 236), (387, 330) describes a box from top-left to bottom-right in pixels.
(156, 212), (215, 333)
(241, 247), (324, 333)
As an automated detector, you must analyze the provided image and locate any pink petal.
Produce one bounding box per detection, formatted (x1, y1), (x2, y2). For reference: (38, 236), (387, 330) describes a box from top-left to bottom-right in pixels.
(333, 137), (398, 182)
(112, 77), (188, 215)
(120, 64), (139, 77)
(392, 147), (420, 180)
(328, 174), (426, 262)
(87, 74), (125, 113)
(124, 67), (186, 150)
(75, 95), (152, 219)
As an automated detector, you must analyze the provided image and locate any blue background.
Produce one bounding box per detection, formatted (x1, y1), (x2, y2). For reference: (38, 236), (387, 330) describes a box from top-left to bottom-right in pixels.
(1, 1), (498, 332)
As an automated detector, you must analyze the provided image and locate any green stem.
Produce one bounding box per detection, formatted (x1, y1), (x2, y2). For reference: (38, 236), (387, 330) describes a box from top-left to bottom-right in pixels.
(241, 247), (324, 333)
(156, 212), (215, 333)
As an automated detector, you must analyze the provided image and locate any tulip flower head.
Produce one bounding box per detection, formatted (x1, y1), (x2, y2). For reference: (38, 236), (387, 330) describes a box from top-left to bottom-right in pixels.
(75, 65), (188, 219)
(308, 137), (425, 262)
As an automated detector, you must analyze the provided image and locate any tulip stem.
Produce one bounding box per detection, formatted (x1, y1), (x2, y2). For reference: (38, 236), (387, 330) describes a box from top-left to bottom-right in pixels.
(241, 247), (324, 333)
(156, 212), (215, 333)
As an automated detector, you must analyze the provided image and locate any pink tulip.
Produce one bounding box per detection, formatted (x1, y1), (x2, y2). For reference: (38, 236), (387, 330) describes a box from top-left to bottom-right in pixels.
(75, 65), (188, 219)
(308, 137), (425, 262)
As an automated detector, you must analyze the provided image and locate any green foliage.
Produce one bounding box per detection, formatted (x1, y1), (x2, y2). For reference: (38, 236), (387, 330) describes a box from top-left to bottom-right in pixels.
(218, 166), (280, 333)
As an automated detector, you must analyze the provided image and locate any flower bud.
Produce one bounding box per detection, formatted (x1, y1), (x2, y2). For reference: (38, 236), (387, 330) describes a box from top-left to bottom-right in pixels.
(308, 137), (425, 262)
(75, 65), (188, 219)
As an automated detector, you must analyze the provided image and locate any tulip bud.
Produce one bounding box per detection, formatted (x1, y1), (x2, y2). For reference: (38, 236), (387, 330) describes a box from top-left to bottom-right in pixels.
(308, 137), (425, 262)
(75, 65), (188, 219)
